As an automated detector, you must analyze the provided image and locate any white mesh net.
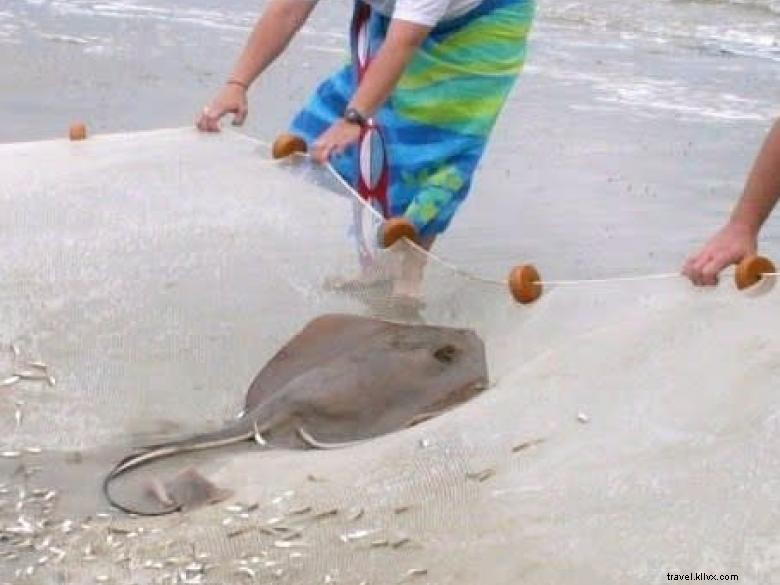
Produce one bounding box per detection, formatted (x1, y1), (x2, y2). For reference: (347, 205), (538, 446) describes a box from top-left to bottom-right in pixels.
(1, 128), (779, 584)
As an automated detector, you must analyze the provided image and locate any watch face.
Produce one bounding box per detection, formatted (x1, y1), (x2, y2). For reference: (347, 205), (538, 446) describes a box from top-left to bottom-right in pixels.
(345, 108), (365, 126)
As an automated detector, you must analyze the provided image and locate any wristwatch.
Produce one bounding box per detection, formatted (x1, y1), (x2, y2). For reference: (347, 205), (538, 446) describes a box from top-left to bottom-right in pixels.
(344, 107), (369, 128)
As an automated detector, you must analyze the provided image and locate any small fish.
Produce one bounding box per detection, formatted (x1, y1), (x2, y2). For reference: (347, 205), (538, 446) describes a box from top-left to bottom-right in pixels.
(466, 468), (495, 482)
(403, 568), (428, 579)
(312, 508), (338, 520)
(289, 505), (312, 516)
(339, 529), (374, 543)
(0, 375), (20, 387)
(577, 412), (590, 424)
(1, 451), (21, 459)
(347, 507), (364, 522)
(370, 540), (389, 548)
(511, 438), (545, 453)
(235, 566), (256, 579)
(15, 371), (48, 381)
(273, 540), (307, 549)
(394, 506), (410, 515)
(279, 528), (303, 541)
(227, 526), (256, 539)
(391, 538), (411, 549)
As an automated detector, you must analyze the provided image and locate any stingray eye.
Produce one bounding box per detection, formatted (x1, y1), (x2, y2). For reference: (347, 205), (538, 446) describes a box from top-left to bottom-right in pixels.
(433, 344), (459, 363)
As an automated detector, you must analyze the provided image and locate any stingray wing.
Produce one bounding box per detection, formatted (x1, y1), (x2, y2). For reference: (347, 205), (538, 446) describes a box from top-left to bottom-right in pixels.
(244, 314), (387, 409)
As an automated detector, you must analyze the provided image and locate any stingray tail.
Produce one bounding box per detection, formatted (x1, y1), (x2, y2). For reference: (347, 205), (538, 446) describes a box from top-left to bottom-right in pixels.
(103, 423), (255, 515)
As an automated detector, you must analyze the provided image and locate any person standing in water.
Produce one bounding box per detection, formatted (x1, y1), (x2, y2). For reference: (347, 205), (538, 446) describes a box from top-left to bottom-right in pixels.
(197, 0), (535, 299)
(684, 120), (780, 285)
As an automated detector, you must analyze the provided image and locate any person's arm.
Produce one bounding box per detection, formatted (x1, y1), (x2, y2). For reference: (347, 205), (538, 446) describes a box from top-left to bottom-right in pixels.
(197, 0), (315, 132)
(311, 19), (431, 162)
(683, 119), (780, 285)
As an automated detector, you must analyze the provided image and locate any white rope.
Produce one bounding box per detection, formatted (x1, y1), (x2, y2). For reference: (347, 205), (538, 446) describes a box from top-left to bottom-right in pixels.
(539, 273), (681, 286)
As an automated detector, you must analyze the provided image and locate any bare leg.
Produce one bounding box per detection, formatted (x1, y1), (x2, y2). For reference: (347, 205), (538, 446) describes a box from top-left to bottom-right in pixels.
(392, 236), (435, 300)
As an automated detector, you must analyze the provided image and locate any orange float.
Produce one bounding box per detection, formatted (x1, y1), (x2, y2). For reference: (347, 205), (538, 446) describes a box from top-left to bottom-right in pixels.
(69, 122), (87, 141)
(508, 264), (542, 304)
(380, 217), (419, 248)
(735, 255), (776, 290)
(272, 133), (307, 159)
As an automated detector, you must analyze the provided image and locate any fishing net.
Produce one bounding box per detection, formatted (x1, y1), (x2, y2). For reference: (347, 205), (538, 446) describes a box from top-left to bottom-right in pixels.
(1, 128), (779, 585)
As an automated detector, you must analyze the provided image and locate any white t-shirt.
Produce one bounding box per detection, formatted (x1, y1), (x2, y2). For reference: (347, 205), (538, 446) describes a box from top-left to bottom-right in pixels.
(335, 0), (484, 27)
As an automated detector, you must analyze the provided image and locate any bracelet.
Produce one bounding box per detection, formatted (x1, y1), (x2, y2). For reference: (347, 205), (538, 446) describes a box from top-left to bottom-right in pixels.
(227, 79), (249, 91)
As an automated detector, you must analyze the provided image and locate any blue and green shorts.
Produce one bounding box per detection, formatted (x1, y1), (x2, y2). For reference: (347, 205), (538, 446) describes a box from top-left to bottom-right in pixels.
(291, 0), (535, 239)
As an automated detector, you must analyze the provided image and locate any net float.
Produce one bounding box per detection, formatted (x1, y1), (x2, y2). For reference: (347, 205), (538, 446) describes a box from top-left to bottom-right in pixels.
(508, 264), (542, 304)
(735, 254), (776, 290)
(272, 133), (307, 159)
(69, 122), (87, 141)
(380, 217), (419, 248)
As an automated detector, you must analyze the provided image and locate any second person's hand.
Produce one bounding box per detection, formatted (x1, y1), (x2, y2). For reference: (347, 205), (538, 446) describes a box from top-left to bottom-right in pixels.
(196, 82), (249, 133)
(682, 221), (758, 286)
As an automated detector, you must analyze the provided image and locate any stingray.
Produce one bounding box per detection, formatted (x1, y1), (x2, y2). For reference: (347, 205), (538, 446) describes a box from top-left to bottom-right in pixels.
(103, 313), (489, 515)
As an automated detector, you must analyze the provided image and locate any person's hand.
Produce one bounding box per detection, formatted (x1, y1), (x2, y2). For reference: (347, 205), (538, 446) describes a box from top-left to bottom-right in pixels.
(312, 120), (362, 164)
(196, 84), (249, 132)
(682, 222), (758, 286)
